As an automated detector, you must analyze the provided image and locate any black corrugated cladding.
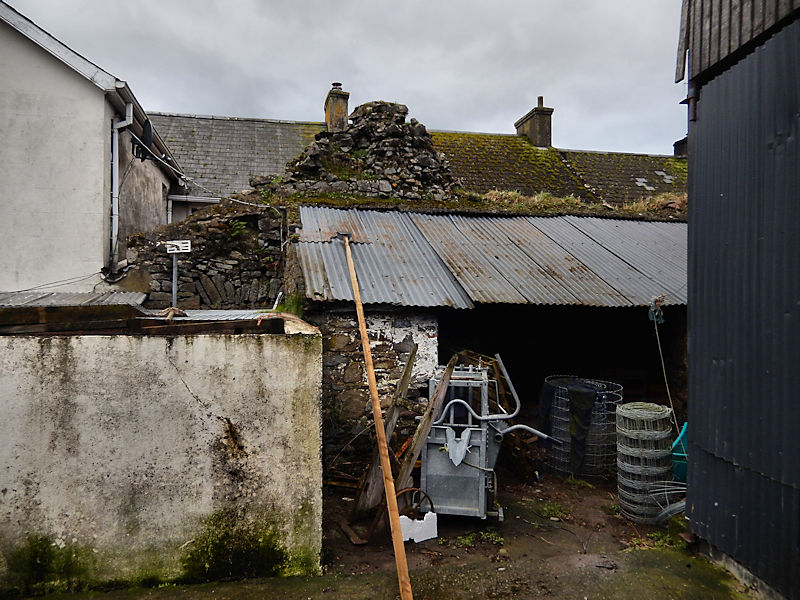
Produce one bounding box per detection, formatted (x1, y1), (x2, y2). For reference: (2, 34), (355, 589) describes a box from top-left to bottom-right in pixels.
(688, 17), (800, 598)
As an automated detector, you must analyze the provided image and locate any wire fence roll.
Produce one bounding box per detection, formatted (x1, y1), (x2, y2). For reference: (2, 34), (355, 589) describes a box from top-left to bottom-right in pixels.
(616, 402), (674, 524)
(544, 375), (623, 479)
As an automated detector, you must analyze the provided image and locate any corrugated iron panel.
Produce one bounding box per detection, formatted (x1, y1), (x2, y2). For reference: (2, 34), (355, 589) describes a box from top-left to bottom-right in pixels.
(530, 217), (673, 306)
(297, 207), (473, 308)
(411, 213), (528, 304)
(299, 208), (687, 309)
(688, 20), (800, 599)
(499, 217), (630, 307)
(151, 309), (275, 321)
(0, 291), (146, 307)
(298, 205), (369, 242)
(563, 216), (688, 304)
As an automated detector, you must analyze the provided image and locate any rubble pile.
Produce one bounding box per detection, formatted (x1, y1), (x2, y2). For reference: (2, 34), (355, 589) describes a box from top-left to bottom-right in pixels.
(252, 101), (460, 201)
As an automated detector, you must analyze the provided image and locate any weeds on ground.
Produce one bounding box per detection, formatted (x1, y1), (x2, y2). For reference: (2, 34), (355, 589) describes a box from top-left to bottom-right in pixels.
(625, 530), (686, 552)
(538, 500), (570, 521)
(565, 475), (594, 489)
(445, 530), (504, 549)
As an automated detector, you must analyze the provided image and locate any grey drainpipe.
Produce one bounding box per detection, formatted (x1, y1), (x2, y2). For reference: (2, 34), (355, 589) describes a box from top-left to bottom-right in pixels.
(110, 103), (133, 268)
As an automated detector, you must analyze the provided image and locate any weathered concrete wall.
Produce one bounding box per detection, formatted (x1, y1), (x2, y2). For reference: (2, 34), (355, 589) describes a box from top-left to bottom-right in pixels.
(0, 331), (322, 587)
(0, 22), (110, 291)
(116, 129), (171, 261)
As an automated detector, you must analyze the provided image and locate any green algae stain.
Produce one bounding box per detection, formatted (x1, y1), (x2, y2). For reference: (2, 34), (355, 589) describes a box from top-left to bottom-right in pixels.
(5, 535), (95, 594)
(179, 510), (287, 583)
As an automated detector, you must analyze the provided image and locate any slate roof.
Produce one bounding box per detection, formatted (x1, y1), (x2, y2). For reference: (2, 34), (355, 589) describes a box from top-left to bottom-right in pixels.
(560, 150), (688, 205)
(430, 132), (588, 198)
(298, 207), (687, 309)
(149, 113), (687, 203)
(149, 113), (322, 198)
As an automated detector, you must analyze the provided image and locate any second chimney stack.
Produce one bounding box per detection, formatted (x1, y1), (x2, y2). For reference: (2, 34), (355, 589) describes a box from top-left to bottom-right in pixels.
(325, 82), (350, 132)
(515, 96), (553, 147)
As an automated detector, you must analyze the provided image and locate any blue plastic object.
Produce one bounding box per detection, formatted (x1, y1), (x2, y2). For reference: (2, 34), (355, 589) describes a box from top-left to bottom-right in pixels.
(672, 422), (688, 482)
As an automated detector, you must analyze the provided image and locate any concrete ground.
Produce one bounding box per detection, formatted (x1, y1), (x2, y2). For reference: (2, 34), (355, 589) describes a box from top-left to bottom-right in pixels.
(42, 474), (754, 600)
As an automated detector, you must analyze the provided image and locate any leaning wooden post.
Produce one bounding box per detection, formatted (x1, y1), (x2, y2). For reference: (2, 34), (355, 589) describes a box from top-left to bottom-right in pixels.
(341, 234), (413, 600)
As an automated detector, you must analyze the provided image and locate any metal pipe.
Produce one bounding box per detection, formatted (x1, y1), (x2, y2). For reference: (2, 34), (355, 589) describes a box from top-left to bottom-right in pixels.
(171, 253), (178, 307)
(110, 103), (133, 268)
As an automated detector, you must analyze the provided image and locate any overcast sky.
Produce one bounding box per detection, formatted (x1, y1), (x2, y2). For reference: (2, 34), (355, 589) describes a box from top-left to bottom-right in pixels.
(8, 0), (688, 154)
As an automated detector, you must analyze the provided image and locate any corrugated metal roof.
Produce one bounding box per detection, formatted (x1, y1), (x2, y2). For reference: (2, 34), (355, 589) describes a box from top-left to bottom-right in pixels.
(298, 207), (474, 309)
(297, 207), (687, 309)
(145, 309), (277, 321)
(0, 291), (147, 307)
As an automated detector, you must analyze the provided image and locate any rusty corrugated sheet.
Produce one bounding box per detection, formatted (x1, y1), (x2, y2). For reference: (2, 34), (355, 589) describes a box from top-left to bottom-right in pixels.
(298, 208), (687, 309)
(297, 207), (474, 308)
(562, 216), (688, 304)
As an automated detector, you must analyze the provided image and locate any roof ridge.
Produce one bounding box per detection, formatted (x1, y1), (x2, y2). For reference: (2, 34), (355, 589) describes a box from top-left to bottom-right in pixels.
(0, 1), (117, 90)
(148, 111), (324, 126)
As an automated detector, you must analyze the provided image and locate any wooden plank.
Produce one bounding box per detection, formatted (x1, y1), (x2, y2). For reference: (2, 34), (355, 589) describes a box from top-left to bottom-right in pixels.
(342, 235), (413, 600)
(730, 0), (743, 51)
(777, 0), (792, 19)
(764, 0), (777, 29)
(742, 0), (753, 42)
(0, 319), (134, 335)
(753, 0), (765, 36)
(137, 319), (283, 335)
(702, 0), (714, 73)
(710, 0), (722, 67)
(692, 0), (704, 78)
(0, 303), (144, 326)
(395, 354), (459, 492)
(676, 0), (691, 82)
(350, 344), (418, 519)
(720, 0), (732, 59)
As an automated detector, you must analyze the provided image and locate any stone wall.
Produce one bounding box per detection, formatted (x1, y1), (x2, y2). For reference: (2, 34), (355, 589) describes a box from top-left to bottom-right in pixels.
(0, 327), (322, 590)
(307, 309), (438, 424)
(122, 202), (286, 309)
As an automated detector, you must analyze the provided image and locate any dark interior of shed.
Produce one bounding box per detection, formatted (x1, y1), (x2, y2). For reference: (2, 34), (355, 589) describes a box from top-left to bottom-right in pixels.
(436, 303), (687, 427)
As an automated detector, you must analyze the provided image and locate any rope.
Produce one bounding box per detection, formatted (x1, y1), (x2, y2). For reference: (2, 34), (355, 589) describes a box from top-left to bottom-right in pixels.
(649, 296), (681, 433)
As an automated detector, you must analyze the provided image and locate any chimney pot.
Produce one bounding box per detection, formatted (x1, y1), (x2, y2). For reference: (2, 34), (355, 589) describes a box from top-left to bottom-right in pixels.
(325, 83), (350, 132)
(515, 96), (553, 147)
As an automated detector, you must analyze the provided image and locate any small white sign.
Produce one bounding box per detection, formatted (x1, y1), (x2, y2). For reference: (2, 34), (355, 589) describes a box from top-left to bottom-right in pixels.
(165, 240), (191, 254)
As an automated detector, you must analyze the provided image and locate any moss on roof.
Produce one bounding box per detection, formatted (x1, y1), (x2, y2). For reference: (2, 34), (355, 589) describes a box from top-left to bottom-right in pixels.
(560, 150), (688, 205)
(431, 132), (592, 200)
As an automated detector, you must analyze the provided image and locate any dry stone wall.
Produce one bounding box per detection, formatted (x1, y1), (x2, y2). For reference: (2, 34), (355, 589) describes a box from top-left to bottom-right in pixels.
(124, 203), (286, 309)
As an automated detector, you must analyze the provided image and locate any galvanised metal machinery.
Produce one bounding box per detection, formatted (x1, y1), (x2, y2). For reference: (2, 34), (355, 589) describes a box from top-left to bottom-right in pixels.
(420, 355), (556, 520)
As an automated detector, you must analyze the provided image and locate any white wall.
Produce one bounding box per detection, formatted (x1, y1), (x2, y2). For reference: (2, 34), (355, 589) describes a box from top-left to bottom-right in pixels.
(0, 23), (110, 292)
(0, 330), (322, 583)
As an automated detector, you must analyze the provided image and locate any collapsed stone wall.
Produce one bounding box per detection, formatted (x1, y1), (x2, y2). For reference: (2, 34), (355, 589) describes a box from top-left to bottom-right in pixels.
(123, 202), (287, 309)
(252, 101), (460, 201)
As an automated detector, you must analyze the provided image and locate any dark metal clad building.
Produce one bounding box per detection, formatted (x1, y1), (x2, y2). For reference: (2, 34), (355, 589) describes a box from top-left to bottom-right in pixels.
(678, 3), (800, 597)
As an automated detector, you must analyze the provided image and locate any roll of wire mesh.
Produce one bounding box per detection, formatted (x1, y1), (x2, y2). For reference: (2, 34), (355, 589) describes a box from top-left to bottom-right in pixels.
(615, 402), (673, 524)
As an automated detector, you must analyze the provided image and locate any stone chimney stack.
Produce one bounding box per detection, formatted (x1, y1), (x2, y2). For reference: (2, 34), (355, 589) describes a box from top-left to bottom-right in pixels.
(325, 82), (350, 132)
(514, 96), (553, 147)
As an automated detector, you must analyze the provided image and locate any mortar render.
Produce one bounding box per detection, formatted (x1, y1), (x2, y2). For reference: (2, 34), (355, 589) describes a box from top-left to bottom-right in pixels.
(0, 332), (322, 587)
